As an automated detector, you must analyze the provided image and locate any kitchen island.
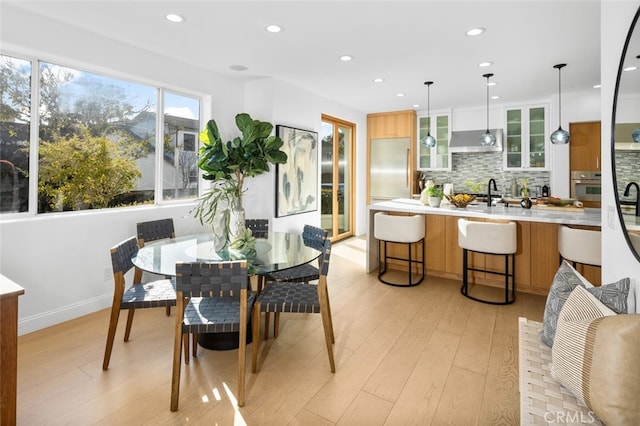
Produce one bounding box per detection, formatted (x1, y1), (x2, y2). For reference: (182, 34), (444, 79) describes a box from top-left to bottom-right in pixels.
(367, 199), (602, 295)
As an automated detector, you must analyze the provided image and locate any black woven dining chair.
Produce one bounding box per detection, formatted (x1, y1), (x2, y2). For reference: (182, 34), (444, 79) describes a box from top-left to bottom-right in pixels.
(136, 218), (175, 247)
(170, 260), (255, 411)
(102, 236), (176, 370)
(260, 224), (328, 336)
(245, 218), (269, 238)
(136, 218), (176, 316)
(252, 239), (335, 373)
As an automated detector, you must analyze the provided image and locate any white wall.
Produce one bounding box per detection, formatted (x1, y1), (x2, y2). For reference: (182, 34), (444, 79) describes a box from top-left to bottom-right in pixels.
(602, 0), (640, 312)
(244, 78), (367, 235)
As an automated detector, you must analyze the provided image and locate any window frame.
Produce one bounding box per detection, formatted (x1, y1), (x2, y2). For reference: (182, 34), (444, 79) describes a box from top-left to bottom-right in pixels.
(0, 50), (204, 218)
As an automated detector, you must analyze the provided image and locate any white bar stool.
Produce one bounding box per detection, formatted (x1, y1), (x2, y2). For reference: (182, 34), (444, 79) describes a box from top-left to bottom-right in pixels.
(558, 225), (601, 267)
(458, 219), (517, 305)
(374, 212), (425, 287)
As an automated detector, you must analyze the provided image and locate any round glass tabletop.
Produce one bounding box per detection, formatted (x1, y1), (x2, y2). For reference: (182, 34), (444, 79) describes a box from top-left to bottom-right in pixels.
(132, 231), (322, 276)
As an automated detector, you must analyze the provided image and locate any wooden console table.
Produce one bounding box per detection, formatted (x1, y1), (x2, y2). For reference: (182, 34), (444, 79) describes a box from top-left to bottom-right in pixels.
(1, 274), (25, 426)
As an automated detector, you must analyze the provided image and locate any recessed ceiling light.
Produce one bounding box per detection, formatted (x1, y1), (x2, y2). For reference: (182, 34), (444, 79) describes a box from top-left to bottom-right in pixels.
(339, 55), (353, 62)
(413, 104), (421, 108)
(229, 65), (248, 71)
(593, 84), (602, 89)
(478, 61), (493, 67)
(623, 65), (638, 71)
(396, 93), (405, 97)
(165, 13), (184, 23)
(487, 81), (497, 87)
(466, 27), (485, 37)
(491, 95), (500, 100)
(373, 78), (384, 83)
(266, 24), (282, 33)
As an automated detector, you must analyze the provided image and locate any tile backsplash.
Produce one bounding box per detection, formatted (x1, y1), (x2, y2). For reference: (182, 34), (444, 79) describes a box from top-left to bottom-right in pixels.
(418, 152), (550, 197)
(615, 150), (640, 203)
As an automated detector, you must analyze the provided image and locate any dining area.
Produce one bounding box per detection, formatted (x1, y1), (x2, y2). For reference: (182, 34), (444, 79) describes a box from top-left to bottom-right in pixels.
(101, 218), (336, 412)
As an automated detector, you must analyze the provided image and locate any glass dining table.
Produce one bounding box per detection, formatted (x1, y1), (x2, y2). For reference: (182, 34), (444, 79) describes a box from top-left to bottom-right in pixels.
(131, 231), (322, 350)
(132, 231), (322, 278)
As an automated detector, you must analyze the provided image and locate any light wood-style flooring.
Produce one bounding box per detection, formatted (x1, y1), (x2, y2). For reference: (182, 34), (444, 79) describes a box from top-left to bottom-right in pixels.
(16, 236), (546, 425)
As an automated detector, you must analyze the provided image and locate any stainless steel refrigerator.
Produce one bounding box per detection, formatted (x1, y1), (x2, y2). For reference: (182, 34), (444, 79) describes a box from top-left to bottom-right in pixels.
(369, 137), (411, 202)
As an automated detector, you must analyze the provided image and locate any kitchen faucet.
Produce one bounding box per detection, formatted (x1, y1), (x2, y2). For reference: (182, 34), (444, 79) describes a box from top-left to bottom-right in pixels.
(623, 182), (640, 216)
(487, 178), (497, 207)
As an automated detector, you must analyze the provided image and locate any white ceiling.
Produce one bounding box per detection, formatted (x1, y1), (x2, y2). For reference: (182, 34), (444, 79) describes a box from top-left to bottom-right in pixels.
(6, 0), (604, 114)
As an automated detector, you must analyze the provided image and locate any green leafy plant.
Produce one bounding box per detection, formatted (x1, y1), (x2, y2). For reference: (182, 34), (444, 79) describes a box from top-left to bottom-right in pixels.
(38, 126), (141, 211)
(193, 113), (288, 240)
(427, 186), (444, 198)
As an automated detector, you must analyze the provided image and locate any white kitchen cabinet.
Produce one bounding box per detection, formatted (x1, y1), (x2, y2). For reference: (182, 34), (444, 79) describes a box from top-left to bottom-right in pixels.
(417, 113), (451, 170)
(503, 104), (549, 170)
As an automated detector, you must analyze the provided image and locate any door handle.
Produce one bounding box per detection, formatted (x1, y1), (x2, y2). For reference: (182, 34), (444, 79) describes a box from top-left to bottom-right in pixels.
(406, 149), (410, 188)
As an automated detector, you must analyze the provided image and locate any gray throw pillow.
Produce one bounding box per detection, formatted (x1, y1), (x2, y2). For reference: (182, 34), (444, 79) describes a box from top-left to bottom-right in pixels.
(540, 261), (629, 347)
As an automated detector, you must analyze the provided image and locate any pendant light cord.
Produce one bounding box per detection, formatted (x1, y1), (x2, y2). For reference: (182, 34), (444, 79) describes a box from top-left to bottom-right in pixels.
(424, 81), (433, 134)
(483, 73), (493, 131)
(554, 63), (567, 129)
(558, 67), (562, 125)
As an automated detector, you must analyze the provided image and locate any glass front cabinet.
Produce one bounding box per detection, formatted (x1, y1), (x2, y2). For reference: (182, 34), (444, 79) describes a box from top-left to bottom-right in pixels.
(417, 112), (451, 170)
(503, 104), (549, 170)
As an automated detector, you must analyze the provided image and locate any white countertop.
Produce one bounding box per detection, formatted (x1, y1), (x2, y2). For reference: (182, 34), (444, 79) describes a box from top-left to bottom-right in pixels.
(369, 198), (601, 227)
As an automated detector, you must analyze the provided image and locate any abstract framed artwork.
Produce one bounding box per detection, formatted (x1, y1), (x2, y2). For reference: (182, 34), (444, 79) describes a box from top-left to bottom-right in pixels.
(275, 125), (318, 217)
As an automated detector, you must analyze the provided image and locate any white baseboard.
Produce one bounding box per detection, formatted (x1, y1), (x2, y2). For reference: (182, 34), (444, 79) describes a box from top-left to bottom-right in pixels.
(18, 294), (112, 336)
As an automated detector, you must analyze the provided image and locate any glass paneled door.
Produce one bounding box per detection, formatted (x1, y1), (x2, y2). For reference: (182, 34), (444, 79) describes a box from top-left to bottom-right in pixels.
(320, 115), (354, 241)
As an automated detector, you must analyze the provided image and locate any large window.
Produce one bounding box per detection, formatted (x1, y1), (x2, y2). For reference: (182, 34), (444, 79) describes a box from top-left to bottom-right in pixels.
(0, 54), (200, 214)
(0, 55), (31, 213)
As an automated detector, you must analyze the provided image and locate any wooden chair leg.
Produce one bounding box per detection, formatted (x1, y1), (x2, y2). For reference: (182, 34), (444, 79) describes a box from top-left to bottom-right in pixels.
(324, 289), (335, 344)
(192, 333), (198, 358)
(251, 303), (261, 373)
(263, 312), (270, 340)
(102, 303), (121, 370)
(170, 319), (184, 411)
(273, 312), (280, 338)
(124, 308), (135, 341)
(320, 302), (336, 373)
(183, 334), (190, 365)
(237, 318), (247, 407)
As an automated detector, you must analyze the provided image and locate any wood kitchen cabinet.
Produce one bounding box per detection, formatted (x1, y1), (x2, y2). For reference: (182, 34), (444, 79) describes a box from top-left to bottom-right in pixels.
(570, 121), (601, 171)
(368, 110), (416, 139)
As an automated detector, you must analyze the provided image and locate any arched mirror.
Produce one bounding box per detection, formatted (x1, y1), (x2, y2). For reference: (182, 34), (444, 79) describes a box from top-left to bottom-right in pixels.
(613, 6), (640, 262)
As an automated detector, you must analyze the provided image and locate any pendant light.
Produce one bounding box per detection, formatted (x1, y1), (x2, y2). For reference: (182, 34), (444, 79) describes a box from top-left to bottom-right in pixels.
(421, 81), (436, 148)
(550, 63), (570, 144)
(480, 73), (496, 146)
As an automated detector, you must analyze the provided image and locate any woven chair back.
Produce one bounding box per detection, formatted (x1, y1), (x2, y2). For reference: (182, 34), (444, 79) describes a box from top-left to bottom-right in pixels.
(302, 224), (328, 251)
(175, 261), (248, 298)
(136, 218), (175, 247)
(245, 219), (269, 238)
(110, 236), (138, 275)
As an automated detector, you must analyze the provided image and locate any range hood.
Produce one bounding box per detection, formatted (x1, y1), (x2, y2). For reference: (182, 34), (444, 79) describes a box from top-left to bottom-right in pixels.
(449, 129), (503, 153)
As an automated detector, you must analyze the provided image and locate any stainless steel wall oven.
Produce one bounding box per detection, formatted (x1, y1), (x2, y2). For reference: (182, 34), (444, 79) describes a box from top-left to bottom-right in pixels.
(570, 171), (601, 202)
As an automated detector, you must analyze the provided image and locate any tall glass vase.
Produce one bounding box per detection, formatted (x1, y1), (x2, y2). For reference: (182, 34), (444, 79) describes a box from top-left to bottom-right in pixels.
(228, 196), (246, 242)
